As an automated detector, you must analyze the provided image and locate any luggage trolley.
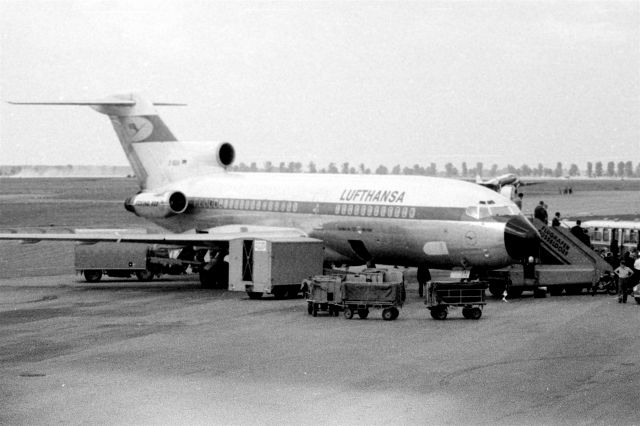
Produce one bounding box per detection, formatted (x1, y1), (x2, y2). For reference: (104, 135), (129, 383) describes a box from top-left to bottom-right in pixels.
(426, 281), (487, 320)
(341, 281), (405, 321)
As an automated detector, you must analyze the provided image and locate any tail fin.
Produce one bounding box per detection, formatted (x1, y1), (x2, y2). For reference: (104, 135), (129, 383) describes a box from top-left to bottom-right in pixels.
(10, 93), (190, 189)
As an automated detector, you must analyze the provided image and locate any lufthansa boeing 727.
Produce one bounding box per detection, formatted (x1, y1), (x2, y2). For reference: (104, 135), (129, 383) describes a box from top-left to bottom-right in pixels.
(2, 93), (539, 291)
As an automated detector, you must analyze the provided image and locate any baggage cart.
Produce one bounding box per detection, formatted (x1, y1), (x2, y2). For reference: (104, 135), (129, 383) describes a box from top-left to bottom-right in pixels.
(425, 281), (487, 320)
(341, 281), (405, 321)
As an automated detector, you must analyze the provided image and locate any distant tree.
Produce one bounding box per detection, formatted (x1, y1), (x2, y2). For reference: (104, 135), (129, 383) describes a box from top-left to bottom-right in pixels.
(413, 164), (424, 175)
(606, 161), (615, 177)
(308, 161), (317, 173)
(375, 165), (388, 174)
(617, 161), (625, 178)
(359, 163), (366, 174)
(461, 162), (468, 177)
(349, 167), (356, 174)
(506, 164), (517, 174)
(554, 162), (563, 178)
(543, 167), (554, 177)
(476, 162), (484, 178)
(328, 163), (339, 174)
(444, 163), (458, 177)
(341, 162), (350, 174)
(537, 163), (544, 177)
(391, 165), (401, 175)
(595, 161), (603, 177)
(402, 166), (413, 175)
(520, 164), (532, 176)
(250, 162), (258, 172)
(489, 164), (498, 177)
(624, 161), (633, 178)
(568, 164), (580, 177)
(635, 163), (640, 178)
(264, 161), (273, 173)
(279, 162), (287, 173)
(586, 162), (593, 178)
(426, 163), (437, 176)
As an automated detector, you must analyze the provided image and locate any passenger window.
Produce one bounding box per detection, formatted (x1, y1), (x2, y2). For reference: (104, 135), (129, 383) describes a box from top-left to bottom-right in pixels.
(341, 204), (347, 215)
(335, 204), (341, 214)
(401, 207), (408, 218)
(623, 229), (631, 243)
(353, 205), (360, 216)
(632, 230), (638, 244)
(603, 229), (610, 242)
(592, 228), (602, 241)
(347, 204), (353, 215)
(268, 201), (274, 211)
(373, 205), (380, 216)
(380, 206), (387, 217)
(367, 205), (373, 216)
(479, 206), (490, 219)
(361, 205), (367, 216)
(394, 206), (401, 218)
(293, 202), (298, 212)
(286, 202), (292, 212)
(409, 207), (416, 219)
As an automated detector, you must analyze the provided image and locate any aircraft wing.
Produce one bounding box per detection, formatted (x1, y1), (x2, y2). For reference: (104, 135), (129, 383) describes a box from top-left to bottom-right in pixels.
(0, 225), (310, 246)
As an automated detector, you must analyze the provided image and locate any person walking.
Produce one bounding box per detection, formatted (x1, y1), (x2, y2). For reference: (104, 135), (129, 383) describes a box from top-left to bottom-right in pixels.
(614, 261), (634, 303)
(515, 193), (524, 210)
(534, 201), (548, 224)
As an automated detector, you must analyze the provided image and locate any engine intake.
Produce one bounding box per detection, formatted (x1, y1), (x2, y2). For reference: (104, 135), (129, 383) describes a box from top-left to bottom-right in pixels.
(124, 191), (188, 218)
(217, 142), (235, 168)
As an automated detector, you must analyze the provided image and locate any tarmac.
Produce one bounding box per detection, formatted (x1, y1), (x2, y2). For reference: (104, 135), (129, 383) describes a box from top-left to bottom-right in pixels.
(1, 272), (638, 425)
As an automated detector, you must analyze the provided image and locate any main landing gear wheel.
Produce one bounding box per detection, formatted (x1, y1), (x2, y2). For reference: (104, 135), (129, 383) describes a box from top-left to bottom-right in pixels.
(430, 308), (447, 320)
(83, 270), (102, 283)
(357, 309), (369, 319)
(344, 308), (354, 320)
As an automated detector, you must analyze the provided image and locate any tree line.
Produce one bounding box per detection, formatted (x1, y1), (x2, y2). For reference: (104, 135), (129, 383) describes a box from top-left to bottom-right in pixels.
(231, 161), (640, 178)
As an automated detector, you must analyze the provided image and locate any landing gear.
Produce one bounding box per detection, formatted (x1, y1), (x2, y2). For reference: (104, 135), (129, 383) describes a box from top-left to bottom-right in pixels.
(461, 307), (482, 320)
(430, 307), (447, 320)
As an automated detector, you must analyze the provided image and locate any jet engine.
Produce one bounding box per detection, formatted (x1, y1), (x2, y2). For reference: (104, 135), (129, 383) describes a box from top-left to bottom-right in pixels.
(124, 191), (188, 218)
(217, 142), (235, 168)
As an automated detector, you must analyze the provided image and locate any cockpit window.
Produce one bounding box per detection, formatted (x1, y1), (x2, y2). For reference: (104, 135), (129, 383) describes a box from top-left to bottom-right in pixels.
(466, 202), (518, 219)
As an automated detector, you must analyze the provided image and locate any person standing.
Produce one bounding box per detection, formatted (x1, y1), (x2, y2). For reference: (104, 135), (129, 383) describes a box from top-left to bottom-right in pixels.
(614, 261), (634, 303)
(534, 201), (548, 224)
(552, 212), (561, 227)
(515, 193), (524, 210)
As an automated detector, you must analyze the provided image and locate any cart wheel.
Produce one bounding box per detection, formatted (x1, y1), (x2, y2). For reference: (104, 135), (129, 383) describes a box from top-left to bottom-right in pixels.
(382, 308), (394, 321)
(334, 307), (341, 316)
(462, 308), (472, 319)
(470, 307), (482, 320)
(307, 302), (313, 315)
(430, 308), (447, 320)
(83, 270), (102, 283)
(312, 303), (318, 317)
(390, 307), (399, 320)
(358, 309), (369, 319)
(344, 308), (354, 319)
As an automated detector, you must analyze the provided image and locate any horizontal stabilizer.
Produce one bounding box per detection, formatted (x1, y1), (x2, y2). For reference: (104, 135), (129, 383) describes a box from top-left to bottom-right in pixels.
(8, 100), (185, 107)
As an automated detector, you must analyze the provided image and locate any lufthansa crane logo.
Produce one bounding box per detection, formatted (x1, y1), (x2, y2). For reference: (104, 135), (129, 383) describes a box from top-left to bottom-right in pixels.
(123, 117), (153, 142)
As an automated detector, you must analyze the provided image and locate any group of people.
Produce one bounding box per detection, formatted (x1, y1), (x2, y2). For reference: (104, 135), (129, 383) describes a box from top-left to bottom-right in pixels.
(532, 199), (636, 303)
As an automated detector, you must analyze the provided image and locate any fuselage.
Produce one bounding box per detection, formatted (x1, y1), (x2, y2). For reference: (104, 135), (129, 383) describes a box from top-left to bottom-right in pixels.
(130, 172), (539, 269)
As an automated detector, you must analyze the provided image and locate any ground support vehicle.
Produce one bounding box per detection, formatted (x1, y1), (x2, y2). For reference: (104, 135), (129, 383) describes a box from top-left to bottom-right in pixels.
(425, 281), (487, 320)
(305, 275), (344, 317)
(75, 242), (195, 282)
(341, 281), (405, 321)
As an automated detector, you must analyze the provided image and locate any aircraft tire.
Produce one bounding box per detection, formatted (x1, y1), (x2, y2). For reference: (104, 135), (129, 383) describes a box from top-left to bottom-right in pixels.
(507, 287), (523, 298)
(344, 308), (354, 320)
(488, 282), (505, 298)
(84, 270), (102, 283)
(470, 308), (482, 320)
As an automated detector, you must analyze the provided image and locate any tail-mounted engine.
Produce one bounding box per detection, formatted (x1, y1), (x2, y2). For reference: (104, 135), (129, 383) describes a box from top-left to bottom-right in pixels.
(124, 191), (188, 218)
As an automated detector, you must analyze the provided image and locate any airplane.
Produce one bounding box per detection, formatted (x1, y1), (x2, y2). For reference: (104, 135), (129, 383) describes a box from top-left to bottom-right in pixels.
(2, 93), (540, 294)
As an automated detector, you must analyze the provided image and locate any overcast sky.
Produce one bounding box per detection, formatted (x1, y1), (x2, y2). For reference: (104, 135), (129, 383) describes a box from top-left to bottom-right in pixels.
(1, 0), (638, 170)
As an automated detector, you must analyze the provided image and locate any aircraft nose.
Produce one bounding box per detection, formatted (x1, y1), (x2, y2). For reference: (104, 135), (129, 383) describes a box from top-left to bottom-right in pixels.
(504, 215), (539, 260)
